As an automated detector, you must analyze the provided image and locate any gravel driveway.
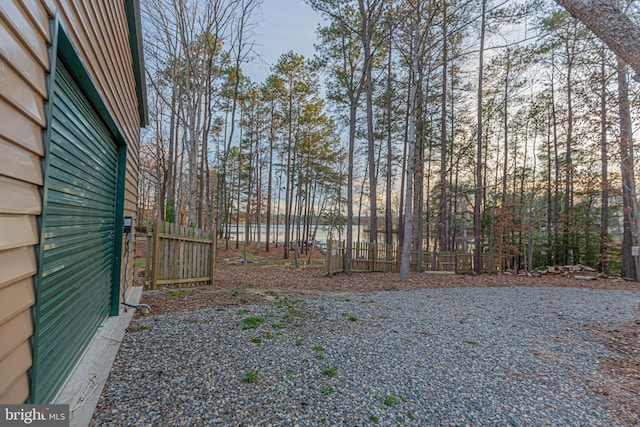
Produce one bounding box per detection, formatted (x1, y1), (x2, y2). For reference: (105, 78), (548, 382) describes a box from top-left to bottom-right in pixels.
(91, 286), (638, 426)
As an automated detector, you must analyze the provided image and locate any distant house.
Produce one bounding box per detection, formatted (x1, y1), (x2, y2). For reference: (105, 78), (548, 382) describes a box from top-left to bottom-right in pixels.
(0, 1), (147, 403)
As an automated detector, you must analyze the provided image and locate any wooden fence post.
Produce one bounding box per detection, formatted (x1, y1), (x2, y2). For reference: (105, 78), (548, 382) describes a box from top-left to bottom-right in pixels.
(326, 240), (333, 275)
(145, 217), (151, 282)
(150, 219), (161, 290)
(371, 242), (377, 271)
(210, 223), (216, 286)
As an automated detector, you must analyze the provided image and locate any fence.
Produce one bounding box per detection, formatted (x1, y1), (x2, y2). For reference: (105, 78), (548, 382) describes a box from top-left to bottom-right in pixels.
(147, 220), (216, 289)
(326, 240), (489, 275)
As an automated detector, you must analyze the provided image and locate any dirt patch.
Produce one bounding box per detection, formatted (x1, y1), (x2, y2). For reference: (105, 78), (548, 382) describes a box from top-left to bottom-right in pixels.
(137, 265), (638, 316)
(588, 305), (640, 427)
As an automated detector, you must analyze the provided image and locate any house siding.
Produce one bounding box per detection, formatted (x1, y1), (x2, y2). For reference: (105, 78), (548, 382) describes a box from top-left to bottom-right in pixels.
(0, 0), (141, 403)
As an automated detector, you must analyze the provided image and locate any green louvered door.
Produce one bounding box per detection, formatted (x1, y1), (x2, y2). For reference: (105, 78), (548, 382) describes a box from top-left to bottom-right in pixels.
(32, 61), (117, 403)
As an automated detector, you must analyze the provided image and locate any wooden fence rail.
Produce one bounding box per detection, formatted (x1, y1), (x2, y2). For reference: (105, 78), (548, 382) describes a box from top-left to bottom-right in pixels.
(326, 240), (500, 275)
(148, 220), (216, 289)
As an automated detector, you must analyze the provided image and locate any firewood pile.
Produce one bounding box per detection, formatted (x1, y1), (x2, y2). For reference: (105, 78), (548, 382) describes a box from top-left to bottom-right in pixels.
(508, 264), (604, 280)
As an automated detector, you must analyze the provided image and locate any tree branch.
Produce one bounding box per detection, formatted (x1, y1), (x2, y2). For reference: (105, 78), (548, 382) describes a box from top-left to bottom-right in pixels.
(555, 0), (640, 79)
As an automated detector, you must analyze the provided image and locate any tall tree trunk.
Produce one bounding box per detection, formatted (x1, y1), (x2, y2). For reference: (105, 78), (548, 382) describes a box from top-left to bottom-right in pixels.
(385, 31), (394, 246)
(563, 52), (574, 265)
(599, 46), (609, 274)
(358, 0), (378, 243)
(414, 71), (424, 273)
(345, 102), (357, 275)
(546, 113), (553, 265)
(500, 51), (510, 269)
(276, 170), (282, 248)
(474, 0), (486, 274)
(266, 101), (275, 252)
(255, 112), (262, 253)
(357, 165), (368, 243)
(617, 57), (638, 281)
(243, 123), (254, 261)
(502, 52), (510, 207)
(236, 108), (244, 249)
(284, 85), (294, 259)
(398, 69), (411, 247)
(154, 97), (166, 222)
(551, 58), (560, 265)
(167, 82), (181, 223)
(438, 1), (448, 254)
(400, 24), (420, 281)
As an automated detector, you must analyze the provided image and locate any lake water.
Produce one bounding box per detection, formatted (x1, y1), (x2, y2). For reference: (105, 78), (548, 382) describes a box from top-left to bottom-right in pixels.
(221, 223), (367, 243)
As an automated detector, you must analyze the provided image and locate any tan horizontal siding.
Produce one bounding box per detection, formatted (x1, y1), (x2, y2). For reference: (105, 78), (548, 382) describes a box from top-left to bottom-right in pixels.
(0, 56), (46, 126)
(0, 98), (45, 156)
(0, 177), (41, 215)
(0, 279), (35, 332)
(0, 246), (38, 289)
(0, 14), (47, 97)
(0, 372), (30, 404)
(0, 136), (42, 185)
(78, 1), (132, 135)
(0, 215), (39, 252)
(49, 0), (140, 142)
(17, 0), (51, 44)
(0, 2), (49, 69)
(0, 0), (49, 404)
(0, 341), (32, 399)
(0, 310), (33, 361)
(0, 309), (33, 402)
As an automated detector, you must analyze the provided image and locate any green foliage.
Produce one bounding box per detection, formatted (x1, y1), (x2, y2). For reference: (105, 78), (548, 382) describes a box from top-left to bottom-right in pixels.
(164, 198), (174, 223)
(383, 395), (399, 407)
(321, 386), (334, 395)
(322, 366), (337, 377)
(242, 317), (265, 329)
(243, 370), (260, 383)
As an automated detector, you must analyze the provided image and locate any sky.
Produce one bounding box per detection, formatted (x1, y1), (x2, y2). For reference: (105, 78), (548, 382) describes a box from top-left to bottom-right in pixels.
(244, 0), (323, 82)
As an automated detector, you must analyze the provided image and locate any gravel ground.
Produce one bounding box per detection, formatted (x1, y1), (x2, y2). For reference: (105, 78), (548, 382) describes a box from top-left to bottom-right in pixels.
(91, 286), (639, 426)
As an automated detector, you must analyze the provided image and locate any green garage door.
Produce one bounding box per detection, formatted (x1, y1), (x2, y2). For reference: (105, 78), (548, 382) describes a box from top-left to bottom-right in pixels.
(32, 60), (118, 403)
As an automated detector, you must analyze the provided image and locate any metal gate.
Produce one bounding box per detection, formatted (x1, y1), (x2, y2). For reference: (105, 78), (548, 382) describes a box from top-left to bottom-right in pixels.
(32, 60), (118, 403)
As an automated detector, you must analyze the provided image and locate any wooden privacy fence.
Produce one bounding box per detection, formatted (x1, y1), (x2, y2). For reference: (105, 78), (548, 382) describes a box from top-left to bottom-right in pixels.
(326, 240), (486, 275)
(147, 220), (216, 289)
